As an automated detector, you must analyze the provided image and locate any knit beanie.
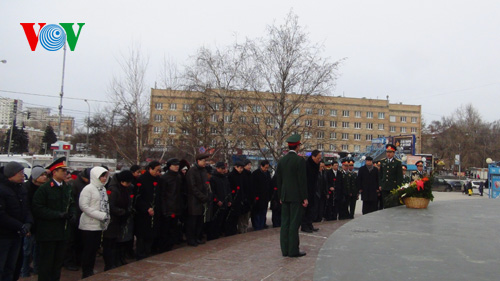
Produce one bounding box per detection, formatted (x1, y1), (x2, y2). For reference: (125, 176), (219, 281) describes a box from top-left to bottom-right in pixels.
(31, 166), (46, 180)
(3, 161), (24, 178)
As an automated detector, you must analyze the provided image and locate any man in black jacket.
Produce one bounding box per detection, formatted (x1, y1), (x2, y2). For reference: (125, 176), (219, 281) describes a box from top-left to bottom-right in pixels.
(357, 157), (379, 215)
(185, 154), (210, 246)
(251, 160), (271, 231)
(0, 162), (33, 281)
(324, 161), (343, 220)
(207, 162), (232, 240)
(160, 158), (183, 250)
(301, 150), (321, 233)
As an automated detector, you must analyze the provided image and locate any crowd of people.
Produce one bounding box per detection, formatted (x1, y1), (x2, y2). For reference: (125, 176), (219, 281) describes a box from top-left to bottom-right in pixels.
(1, 140), (420, 280)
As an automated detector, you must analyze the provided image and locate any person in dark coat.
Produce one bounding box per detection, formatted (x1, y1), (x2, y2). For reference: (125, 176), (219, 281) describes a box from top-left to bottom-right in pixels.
(32, 157), (76, 281)
(301, 150), (321, 233)
(276, 134), (308, 258)
(185, 154), (210, 246)
(226, 161), (247, 236)
(64, 167), (90, 271)
(325, 161), (343, 220)
(103, 170), (134, 270)
(346, 159), (358, 219)
(0, 162), (33, 281)
(357, 157), (380, 215)
(379, 144), (403, 208)
(20, 166), (48, 278)
(269, 174), (281, 227)
(315, 161), (328, 222)
(134, 161), (162, 260)
(237, 159), (253, 234)
(159, 158), (183, 251)
(251, 160), (272, 231)
(207, 162), (232, 240)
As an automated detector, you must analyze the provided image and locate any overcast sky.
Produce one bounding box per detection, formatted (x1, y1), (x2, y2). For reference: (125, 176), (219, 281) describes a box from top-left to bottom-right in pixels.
(1, 0), (499, 130)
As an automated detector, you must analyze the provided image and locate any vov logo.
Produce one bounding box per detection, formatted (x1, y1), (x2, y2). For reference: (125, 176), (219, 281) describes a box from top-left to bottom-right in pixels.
(20, 23), (85, 51)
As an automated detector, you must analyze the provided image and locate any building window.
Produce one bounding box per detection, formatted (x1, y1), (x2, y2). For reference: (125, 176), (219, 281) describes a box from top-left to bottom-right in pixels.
(390, 126), (396, 133)
(154, 114), (162, 122)
(224, 115), (232, 123)
(305, 120), (313, 127)
(266, 105), (274, 113)
(170, 103), (177, 110)
(294, 119), (301, 126)
(330, 121), (337, 128)
(354, 145), (360, 152)
(318, 109), (325, 116)
(154, 138), (162, 145)
(266, 129), (273, 137)
(168, 127), (175, 135)
(169, 115), (176, 122)
(342, 133), (349, 140)
(330, 144), (336, 151)
(253, 117), (260, 124)
(196, 128), (203, 135)
(366, 134), (373, 141)
(342, 144), (349, 151)
(182, 129), (189, 135)
(210, 127), (217, 135)
(317, 131), (324, 139)
(252, 105), (262, 113)
(367, 111), (373, 118)
(390, 115), (396, 122)
(330, 132), (337, 139)
(354, 134), (361, 140)
(401, 116), (407, 123)
(211, 114), (218, 123)
(293, 108), (300, 115)
(378, 112), (385, 119)
(317, 143), (324, 150)
(197, 104), (205, 111)
(240, 105), (248, 112)
(342, 110), (350, 117)
(183, 104), (190, 111)
(153, 127), (161, 134)
(355, 111), (361, 118)
(330, 109), (337, 117)
(305, 132), (312, 139)
(401, 127), (407, 133)
(155, 103), (163, 110)
(342, 122), (349, 128)
(411, 117), (418, 123)
(305, 108), (313, 115)
(378, 135), (385, 138)
(366, 123), (373, 130)
(224, 128), (232, 135)
(378, 124), (384, 130)
(266, 117), (274, 125)
(318, 120), (325, 127)
(354, 122), (361, 129)
(411, 127), (417, 133)
(238, 128), (245, 135)
(213, 103), (220, 111)
(239, 116), (246, 124)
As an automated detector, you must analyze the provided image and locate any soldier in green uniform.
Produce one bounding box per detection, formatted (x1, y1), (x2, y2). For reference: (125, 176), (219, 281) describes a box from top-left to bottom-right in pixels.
(276, 134), (308, 257)
(402, 165), (411, 184)
(411, 161), (427, 180)
(378, 144), (403, 208)
(346, 159), (358, 219)
(32, 157), (76, 281)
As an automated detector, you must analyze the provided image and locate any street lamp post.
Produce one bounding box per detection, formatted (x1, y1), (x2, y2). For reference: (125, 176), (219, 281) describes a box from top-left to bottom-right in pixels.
(84, 99), (90, 156)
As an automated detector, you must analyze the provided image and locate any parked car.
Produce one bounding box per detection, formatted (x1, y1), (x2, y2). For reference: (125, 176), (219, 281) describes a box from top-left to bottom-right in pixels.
(432, 178), (454, 192)
(447, 180), (463, 191)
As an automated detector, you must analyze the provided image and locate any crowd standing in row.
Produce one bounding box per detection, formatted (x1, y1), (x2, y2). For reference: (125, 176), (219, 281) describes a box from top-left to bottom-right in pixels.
(1, 140), (414, 280)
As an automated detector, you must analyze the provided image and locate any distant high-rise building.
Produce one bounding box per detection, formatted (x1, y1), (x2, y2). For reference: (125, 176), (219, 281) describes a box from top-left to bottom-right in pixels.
(0, 98), (23, 126)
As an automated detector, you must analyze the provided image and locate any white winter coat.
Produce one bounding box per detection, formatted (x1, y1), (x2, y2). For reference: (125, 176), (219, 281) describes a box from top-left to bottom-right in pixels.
(79, 167), (110, 231)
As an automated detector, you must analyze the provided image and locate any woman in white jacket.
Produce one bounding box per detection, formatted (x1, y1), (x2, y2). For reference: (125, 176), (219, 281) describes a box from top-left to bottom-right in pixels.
(79, 166), (110, 279)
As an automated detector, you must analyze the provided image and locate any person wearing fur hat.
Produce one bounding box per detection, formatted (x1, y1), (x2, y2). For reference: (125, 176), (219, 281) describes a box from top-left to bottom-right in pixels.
(79, 166), (110, 278)
(0, 161), (33, 281)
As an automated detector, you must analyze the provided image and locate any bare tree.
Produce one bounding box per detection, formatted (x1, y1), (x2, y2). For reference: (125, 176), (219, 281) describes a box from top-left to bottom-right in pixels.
(240, 11), (342, 163)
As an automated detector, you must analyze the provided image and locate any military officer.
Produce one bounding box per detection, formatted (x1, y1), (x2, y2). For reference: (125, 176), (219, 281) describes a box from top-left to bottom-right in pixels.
(402, 165), (411, 184)
(378, 144), (403, 208)
(411, 161), (427, 180)
(32, 157), (76, 281)
(276, 134), (308, 257)
(346, 159), (358, 219)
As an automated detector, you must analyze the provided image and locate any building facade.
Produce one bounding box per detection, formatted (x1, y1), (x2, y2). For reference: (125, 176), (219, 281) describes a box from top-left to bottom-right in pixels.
(0, 98), (23, 126)
(149, 89), (422, 156)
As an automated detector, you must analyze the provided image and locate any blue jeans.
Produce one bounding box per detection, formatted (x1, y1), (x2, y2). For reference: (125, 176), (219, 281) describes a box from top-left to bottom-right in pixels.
(251, 208), (268, 230)
(21, 235), (38, 277)
(0, 237), (22, 281)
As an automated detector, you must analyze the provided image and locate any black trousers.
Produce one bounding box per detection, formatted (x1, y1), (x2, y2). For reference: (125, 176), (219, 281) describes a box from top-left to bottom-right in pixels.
(136, 237), (153, 260)
(207, 208), (228, 240)
(102, 237), (117, 271)
(362, 200), (378, 215)
(186, 215), (203, 244)
(348, 196), (357, 218)
(160, 217), (180, 251)
(37, 240), (67, 281)
(301, 196), (318, 229)
(81, 230), (102, 278)
(64, 223), (82, 268)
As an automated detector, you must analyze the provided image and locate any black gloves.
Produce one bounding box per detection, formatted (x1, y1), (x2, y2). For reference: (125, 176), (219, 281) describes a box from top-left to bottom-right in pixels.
(19, 223), (31, 236)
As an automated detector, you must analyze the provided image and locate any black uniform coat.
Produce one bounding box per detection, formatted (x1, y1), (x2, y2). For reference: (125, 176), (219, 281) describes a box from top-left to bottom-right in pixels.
(160, 170), (183, 218)
(0, 169), (33, 238)
(251, 168), (271, 212)
(103, 175), (132, 239)
(32, 179), (75, 241)
(305, 157), (320, 204)
(357, 165), (380, 202)
(134, 171), (162, 239)
(186, 164), (210, 216)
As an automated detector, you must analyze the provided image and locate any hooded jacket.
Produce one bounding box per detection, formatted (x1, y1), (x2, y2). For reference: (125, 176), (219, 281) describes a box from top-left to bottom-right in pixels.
(79, 167), (110, 231)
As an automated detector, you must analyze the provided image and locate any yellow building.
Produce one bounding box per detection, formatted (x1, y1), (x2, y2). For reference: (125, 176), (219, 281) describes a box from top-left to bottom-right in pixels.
(149, 88), (421, 155)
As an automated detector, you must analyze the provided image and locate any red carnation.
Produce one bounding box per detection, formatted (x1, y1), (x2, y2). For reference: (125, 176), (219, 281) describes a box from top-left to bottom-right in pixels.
(328, 191), (332, 194)
(333, 178), (336, 181)
(153, 182), (158, 187)
(214, 198), (218, 202)
(232, 190), (235, 194)
(130, 194), (134, 199)
(274, 187), (278, 190)
(106, 190), (111, 195)
(255, 197), (259, 201)
(171, 213), (176, 218)
(205, 181), (210, 185)
(136, 183), (142, 187)
(237, 186), (240, 190)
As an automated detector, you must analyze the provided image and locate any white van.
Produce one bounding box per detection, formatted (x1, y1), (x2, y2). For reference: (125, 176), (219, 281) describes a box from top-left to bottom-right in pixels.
(0, 156), (32, 180)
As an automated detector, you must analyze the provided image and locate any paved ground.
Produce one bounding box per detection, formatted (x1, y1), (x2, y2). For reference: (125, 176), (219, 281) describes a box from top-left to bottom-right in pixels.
(20, 191), (486, 281)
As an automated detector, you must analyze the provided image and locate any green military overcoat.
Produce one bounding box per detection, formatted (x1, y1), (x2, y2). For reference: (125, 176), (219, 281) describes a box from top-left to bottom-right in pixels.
(379, 158), (403, 191)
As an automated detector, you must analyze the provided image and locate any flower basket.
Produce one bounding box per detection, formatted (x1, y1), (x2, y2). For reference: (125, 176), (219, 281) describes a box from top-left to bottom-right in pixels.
(403, 197), (430, 209)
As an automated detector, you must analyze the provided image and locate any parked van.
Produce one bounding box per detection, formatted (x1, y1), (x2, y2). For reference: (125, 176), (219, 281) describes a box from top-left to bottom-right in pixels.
(0, 156), (32, 180)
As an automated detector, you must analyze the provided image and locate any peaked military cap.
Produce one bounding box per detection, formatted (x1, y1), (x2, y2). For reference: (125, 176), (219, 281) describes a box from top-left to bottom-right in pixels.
(325, 160), (333, 165)
(415, 160), (424, 166)
(46, 157), (68, 172)
(286, 134), (301, 146)
(386, 144), (397, 152)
